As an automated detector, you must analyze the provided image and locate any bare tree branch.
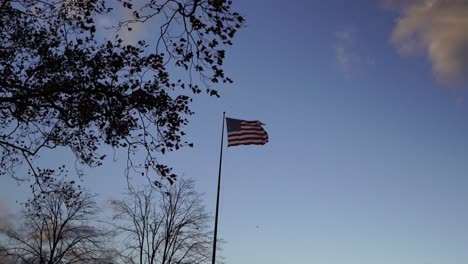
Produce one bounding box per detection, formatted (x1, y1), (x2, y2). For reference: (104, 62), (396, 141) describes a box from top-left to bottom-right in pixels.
(0, 178), (114, 263)
(110, 178), (214, 264)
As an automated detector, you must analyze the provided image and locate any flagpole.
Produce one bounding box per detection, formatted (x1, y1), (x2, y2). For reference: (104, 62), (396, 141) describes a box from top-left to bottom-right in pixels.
(212, 111), (225, 264)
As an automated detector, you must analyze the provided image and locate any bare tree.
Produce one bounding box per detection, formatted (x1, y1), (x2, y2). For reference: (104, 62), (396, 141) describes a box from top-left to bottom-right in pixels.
(111, 179), (213, 264)
(0, 178), (113, 264)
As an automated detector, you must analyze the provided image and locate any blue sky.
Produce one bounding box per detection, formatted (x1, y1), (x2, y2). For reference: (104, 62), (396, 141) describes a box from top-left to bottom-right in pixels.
(2, 0), (468, 263)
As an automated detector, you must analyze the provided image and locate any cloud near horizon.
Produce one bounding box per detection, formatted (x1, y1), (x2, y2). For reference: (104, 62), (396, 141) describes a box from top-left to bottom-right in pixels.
(0, 200), (14, 231)
(390, 0), (468, 84)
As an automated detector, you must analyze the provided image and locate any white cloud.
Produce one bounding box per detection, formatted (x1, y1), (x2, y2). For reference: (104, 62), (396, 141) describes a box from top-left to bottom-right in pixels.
(95, 3), (150, 45)
(390, 0), (468, 83)
(336, 45), (351, 67)
(334, 26), (375, 77)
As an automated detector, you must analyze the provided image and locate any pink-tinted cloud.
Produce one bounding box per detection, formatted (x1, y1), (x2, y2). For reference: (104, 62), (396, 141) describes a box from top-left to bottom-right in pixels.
(390, 0), (468, 83)
(0, 200), (14, 231)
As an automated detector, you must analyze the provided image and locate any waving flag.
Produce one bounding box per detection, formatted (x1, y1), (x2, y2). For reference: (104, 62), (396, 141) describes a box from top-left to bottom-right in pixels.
(225, 117), (269, 147)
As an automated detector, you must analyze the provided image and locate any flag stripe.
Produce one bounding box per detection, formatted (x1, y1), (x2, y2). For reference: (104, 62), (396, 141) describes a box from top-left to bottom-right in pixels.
(228, 139), (268, 147)
(241, 126), (263, 130)
(228, 134), (268, 141)
(228, 131), (267, 137)
(241, 121), (261, 125)
(240, 125), (261, 128)
(240, 125), (264, 130)
(228, 140), (268, 146)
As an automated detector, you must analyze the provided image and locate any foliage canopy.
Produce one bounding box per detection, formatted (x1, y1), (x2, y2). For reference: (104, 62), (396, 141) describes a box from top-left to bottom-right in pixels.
(0, 0), (244, 183)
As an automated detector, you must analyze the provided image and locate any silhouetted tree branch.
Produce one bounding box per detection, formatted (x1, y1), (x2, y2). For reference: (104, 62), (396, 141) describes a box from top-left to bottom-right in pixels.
(0, 0), (244, 184)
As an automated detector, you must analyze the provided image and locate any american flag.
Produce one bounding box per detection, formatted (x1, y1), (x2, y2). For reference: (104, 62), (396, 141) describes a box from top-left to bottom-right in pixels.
(226, 117), (269, 147)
